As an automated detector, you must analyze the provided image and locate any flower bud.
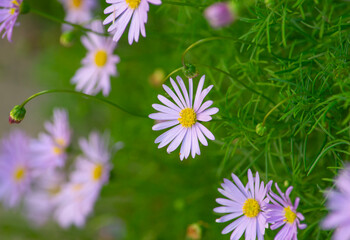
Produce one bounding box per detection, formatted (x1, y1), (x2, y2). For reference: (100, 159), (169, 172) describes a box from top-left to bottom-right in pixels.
(9, 105), (26, 124)
(20, 0), (30, 14)
(256, 123), (266, 136)
(204, 2), (236, 29)
(186, 223), (202, 240)
(183, 64), (199, 79)
(60, 30), (77, 47)
(149, 68), (166, 88)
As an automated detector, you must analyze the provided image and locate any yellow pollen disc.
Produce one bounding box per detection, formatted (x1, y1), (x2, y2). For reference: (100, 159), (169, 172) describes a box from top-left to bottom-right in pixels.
(71, 0), (82, 8)
(49, 186), (61, 196)
(55, 138), (66, 147)
(12, 0), (19, 6)
(94, 50), (108, 67)
(92, 164), (103, 181)
(242, 199), (260, 218)
(125, 0), (141, 9)
(9, 8), (16, 15)
(53, 146), (63, 155)
(284, 206), (297, 223)
(13, 166), (25, 182)
(178, 108), (197, 128)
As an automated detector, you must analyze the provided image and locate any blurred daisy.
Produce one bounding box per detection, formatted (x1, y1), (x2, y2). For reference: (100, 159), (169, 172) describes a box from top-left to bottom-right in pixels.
(322, 166), (350, 240)
(103, 0), (162, 44)
(59, 0), (96, 31)
(54, 181), (96, 228)
(0, 0), (22, 42)
(31, 109), (71, 170)
(0, 130), (32, 208)
(266, 184), (306, 240)
(25, 170), (64, 225)
(204, 2), (236, 29)
(71, 132), (112, 193)
(71, 20), (120, 96)
(214, 170), (272, 240)
(149, 75), (219, 160)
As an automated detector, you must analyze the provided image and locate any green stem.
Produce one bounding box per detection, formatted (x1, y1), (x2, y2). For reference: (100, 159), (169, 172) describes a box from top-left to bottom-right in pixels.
(162, 67), (184, 83)
(162, 0), (208, 8)
(181, 36), (267, 66)
(30, 8), (108, 36)
(262, 94), (296, 126)
(20, 89), (147, 118)
(197, 63), (276, 105)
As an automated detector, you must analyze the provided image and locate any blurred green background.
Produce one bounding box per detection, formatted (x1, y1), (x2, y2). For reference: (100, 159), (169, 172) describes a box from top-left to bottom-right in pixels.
(1, 0), (350, 239)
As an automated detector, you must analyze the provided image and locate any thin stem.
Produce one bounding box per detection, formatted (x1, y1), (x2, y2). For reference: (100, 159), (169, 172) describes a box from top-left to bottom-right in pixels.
(162, 67), (184, 83)
(20, 89), (147, 118)
(262, 94), (296, 126)
(181, 36), (267, 66)
(30, 8), (108, 36)
(197, 63), (276, 105)
(162, 0), (208, 8)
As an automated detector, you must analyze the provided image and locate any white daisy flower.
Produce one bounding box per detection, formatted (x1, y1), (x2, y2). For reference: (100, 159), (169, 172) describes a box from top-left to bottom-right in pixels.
(149, 75), (219, 160)
(103, 0), (162, 44)
(71, 20), (120, 96)
(59, 0), (96, 31)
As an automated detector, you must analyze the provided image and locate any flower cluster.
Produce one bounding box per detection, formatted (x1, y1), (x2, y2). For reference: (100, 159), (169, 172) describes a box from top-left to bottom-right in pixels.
(0, 109), (120, 228)
(214, 170), (306, 240)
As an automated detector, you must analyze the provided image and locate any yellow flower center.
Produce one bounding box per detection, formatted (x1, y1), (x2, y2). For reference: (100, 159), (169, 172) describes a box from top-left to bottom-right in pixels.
(13, 166), (25, 182)
(178, 108), (197, 128)
(55, 138), (66, 147)
(9, 8), (16, 15)
(94, 50), (108, 67)
(12, 0), (19, 6)
(242, 199), (260, 218)
(49, 186), (61, 196)
(71, 0), (82, 8)
(125, 0), (141, 9)
(284, 206), (297, 223)
(92, 164), (103, 181)
(73, 184), (82, 191)
(52, 146), (63, 155)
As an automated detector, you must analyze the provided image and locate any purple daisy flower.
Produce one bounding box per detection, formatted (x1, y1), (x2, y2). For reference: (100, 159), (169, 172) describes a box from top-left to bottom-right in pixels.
(71, 132), (112, 193)
(322, 166), (350, 240)
(149, 75), (219, 160)
(266, 183), (307, 240)
(214, 169), (272, 240)
(204, 2), (235, 29)
(0, 0), (22, 42)
(59, 0), (96, 31)
(72, 20), (120, 96)
(31, 109), (71, 170)
(0, 130), (32, 208)
(103, 0), (162, 44)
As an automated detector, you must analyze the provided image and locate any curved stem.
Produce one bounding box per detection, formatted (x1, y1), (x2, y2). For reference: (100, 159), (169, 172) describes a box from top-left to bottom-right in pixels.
(262, 94), (296, 125)
(197, 63), (276, 105)
(181, 36), (267, 66)
(30, 8), (108, 36)
(20, 89), (147, 118)
(162, 67), (184, 83)
(162, 0), (208, 8)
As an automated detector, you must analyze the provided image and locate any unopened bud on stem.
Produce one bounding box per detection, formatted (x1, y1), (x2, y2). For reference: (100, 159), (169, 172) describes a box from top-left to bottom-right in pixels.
(9, 105), (26, 124)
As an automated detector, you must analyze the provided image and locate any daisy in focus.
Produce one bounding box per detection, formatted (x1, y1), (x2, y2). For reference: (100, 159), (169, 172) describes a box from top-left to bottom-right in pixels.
(71, 132), (112, 194)
(214, 170), (272, 240)
(266, 183), (306, 240)
(71, 20), (120, 96)
(103, 0), (162, 44)
(0, 130), (32, 208)
(322, 166), (350, 240)
(59, 0), (96, 31)
(0, 0), (22, 42)
(149, 75), (219, 160)
(31, 109), (71, 170)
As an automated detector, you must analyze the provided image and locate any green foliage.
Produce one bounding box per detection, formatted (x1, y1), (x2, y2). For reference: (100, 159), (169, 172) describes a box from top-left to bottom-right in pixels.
(1, 0), (350, 239)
